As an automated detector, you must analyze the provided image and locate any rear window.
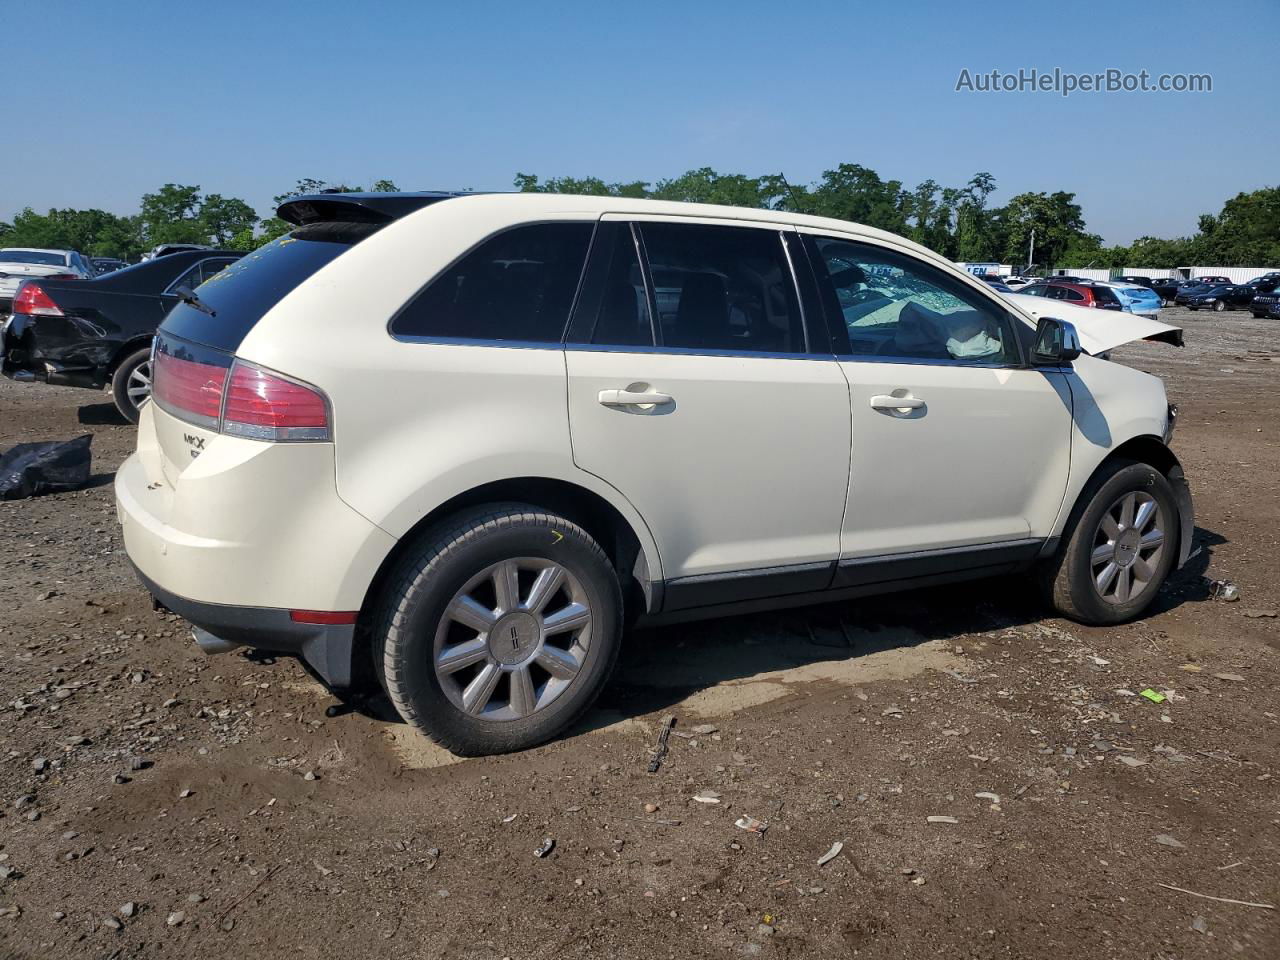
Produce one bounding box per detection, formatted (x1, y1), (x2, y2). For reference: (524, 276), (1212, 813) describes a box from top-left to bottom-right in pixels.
(0, 250), (67, 266)
(160, 222), (379, 350)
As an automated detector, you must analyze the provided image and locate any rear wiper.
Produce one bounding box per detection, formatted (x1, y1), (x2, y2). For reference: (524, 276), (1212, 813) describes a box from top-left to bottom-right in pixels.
(173, 284), (216, 317)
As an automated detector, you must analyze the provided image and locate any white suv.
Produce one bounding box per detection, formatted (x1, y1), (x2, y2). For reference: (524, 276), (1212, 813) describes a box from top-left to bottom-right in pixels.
(116, 191), (1194, 755)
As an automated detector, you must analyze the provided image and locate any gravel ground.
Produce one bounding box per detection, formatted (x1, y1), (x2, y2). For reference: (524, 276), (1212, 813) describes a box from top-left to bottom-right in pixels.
(0, 306), (1277, 959)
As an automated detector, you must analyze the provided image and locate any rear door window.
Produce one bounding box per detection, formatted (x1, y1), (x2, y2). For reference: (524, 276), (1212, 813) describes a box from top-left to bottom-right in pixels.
(637, 222), (804, 354)
(390, 223), (594, 343)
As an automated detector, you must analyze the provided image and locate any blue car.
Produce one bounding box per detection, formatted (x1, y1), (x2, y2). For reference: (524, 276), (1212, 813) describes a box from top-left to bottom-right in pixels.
(1099, 281), (1162, 317)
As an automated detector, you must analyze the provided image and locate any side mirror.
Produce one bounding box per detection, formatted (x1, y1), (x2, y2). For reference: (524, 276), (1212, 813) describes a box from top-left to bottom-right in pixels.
(1033, 317), (1082, 365)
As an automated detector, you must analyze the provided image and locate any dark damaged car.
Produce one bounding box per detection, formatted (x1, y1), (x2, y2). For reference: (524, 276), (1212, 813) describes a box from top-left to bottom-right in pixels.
(2, 250), (242, 421)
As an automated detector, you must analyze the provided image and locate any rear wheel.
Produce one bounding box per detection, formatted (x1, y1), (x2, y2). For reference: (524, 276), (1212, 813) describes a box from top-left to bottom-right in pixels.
(110, 346), (152, 424)
(1041, 460), (1178, 625)
(374, 504), (622, 755)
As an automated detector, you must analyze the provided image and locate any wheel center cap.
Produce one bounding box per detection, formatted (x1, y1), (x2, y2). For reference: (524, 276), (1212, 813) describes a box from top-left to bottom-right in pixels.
(1115, 529), (1142, 568)
(489, 611), (540, 666)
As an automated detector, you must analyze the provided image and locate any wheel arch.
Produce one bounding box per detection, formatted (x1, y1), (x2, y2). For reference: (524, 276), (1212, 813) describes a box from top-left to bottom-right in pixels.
(106, 335), (155, 377)
(356, 476), (662, 640)
(1047, 434), (1193, 568)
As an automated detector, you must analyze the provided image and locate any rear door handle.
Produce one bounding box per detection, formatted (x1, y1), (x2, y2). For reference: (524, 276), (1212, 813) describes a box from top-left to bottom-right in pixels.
(869, 394), (925, 411)
(598, 389), (673, 407)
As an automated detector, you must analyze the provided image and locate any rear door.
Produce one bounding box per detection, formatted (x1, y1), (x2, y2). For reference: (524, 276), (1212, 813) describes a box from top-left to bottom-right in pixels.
(798, 231), (1074, 582)
(565, 218), (850, 608)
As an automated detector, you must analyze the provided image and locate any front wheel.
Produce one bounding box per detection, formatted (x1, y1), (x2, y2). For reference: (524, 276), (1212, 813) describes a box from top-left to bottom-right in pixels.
(110, 346), (153, 424)
(1213, 299), (1226, 312)
(375, 504), (622, 755)
(1040, 460), (1179, 625)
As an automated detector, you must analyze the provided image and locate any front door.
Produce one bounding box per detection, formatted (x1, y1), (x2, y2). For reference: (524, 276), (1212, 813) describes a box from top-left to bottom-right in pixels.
(799, 231), (1074, 582)
(565, 219), (851, 609)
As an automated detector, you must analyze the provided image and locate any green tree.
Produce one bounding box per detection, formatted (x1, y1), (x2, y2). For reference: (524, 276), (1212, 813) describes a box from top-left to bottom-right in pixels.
(1000, 191), (1088, 270)
(0, 207), (143, 259)
(139, 184), (206, 245)
(198, 194), (258, 246)
(806, 164), (908, 235)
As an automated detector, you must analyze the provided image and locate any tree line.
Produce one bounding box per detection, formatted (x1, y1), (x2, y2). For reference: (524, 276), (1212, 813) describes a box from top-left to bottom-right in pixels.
(2, 167), (1276, 269)
(0, 178), (401, 261)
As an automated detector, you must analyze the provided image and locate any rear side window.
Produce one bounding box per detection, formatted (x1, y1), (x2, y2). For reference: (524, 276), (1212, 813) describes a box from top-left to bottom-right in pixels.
(161, 221), (377, 350)
(391, 223), (593, 343)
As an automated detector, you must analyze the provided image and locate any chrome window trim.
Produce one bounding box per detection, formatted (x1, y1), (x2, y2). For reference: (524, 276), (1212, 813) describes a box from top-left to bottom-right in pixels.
(833, 352), (1022, 370)
(565, 341), (829, 361)
(388, 335), (562, 351)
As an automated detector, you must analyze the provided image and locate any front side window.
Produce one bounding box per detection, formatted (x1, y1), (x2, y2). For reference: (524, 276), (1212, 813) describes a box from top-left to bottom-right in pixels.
(639, 223), (804, 354)
(391, 223), (593, 343)
(809, 236), (1018, 364)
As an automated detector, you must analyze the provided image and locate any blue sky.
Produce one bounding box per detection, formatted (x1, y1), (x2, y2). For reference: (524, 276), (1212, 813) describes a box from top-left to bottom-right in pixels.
(2, 0), (1276, 245)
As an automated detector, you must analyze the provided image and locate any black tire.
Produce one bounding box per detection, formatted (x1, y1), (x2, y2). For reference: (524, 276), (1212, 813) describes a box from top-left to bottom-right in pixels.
(1040, 460), (1179, 626)
(110, 346), (152, 424)
(1213, 299), (1226, 313)
(374, 503), (622, 755)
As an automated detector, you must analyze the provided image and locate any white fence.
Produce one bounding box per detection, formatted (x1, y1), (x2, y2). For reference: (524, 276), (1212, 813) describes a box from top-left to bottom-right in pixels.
(1122, 267), (1177, 279)
(1184, 266), (1277, 284)
(1048, 268), (1111, 282)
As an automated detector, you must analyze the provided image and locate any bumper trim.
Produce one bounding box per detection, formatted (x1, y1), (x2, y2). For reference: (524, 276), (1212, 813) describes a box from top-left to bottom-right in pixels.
(132, 564), (357, 689)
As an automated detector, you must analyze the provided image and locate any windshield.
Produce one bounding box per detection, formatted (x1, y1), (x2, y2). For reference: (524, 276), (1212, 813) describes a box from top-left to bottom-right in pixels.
(0, 250), (67, 266)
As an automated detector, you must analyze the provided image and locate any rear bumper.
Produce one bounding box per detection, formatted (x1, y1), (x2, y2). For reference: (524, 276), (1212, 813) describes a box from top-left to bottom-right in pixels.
(132, 564), (357, 689)
(115, 403), (397, 611)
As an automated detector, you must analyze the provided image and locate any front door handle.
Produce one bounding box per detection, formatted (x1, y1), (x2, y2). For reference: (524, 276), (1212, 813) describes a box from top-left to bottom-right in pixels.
(869, 394), (925, 412)
(598, 389), (674, 407)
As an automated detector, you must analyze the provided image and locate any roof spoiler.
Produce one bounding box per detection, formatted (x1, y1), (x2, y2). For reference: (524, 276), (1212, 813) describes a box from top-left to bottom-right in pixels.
(276, 191), (472, 226)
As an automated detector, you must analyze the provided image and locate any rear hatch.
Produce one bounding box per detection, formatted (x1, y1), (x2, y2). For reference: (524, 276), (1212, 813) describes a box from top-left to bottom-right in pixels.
(147, 191), (462, 484)
(150, 221), (376, 484)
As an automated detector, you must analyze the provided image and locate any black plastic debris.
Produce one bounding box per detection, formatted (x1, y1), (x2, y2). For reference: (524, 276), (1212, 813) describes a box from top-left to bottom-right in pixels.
(0, 434), (93, 500)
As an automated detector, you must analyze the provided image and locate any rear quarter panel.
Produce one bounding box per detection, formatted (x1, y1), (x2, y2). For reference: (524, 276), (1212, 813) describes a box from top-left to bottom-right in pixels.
(234, 195), (665, 581)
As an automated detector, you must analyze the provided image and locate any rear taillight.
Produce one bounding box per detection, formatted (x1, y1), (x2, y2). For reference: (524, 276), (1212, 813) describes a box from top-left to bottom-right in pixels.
(12, 283), (63, 316)
(151, 350), (330, 442)
(152, 351), (228, 430)
(222, 362), (330, 441)
(42, 272), (78, 281)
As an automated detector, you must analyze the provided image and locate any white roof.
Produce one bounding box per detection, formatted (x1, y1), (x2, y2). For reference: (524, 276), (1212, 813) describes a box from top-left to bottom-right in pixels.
(0, 247), (72, 255)
(432, 192), (953, 268)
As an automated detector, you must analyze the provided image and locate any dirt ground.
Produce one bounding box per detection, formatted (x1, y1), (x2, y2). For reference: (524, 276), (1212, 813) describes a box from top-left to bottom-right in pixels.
(1, 306), (1277, 960)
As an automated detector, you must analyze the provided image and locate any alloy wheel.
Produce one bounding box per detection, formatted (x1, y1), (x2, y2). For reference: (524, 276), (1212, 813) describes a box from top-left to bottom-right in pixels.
(1090, 491), (1166, 605)
(126, 360), (152, 409)
(433, 557), (591, 721)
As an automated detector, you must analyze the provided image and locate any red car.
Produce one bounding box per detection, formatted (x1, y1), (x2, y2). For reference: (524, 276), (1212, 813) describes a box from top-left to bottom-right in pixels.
(1016, 281), (1125, 310)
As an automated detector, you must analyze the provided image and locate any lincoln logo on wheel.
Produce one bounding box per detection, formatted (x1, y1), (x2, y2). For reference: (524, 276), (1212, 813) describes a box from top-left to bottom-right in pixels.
(509, 625), (520, 648)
